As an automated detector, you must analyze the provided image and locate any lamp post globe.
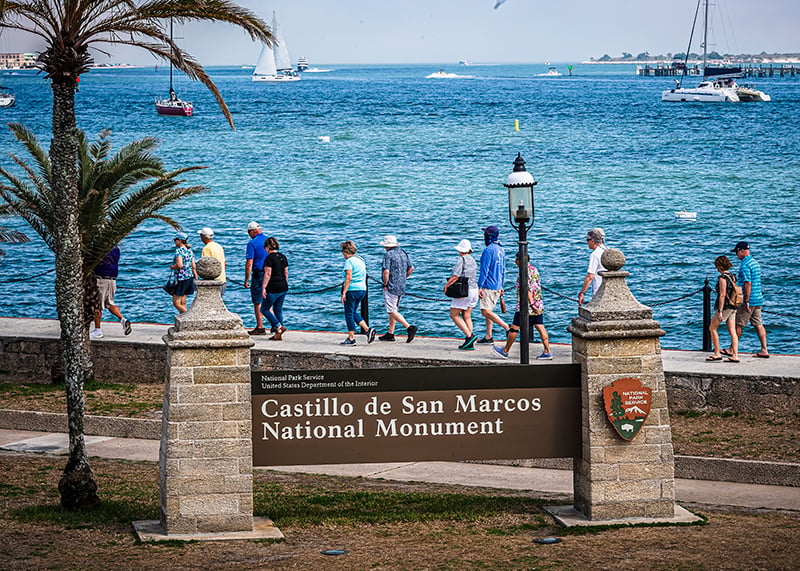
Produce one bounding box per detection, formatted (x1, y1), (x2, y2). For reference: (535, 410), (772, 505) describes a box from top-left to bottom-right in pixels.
(503, 153), (537, 364)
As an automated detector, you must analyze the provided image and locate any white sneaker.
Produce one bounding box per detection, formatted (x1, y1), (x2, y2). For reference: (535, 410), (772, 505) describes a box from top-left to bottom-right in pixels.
(90, 328), (104, 339)
(121, 318), (132, 335)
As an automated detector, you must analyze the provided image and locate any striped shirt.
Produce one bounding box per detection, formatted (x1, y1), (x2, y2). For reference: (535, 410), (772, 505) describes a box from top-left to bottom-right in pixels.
(738, 254), (764, 306)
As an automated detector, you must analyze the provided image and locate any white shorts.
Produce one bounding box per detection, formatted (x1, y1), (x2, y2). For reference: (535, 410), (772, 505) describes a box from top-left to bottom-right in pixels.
(451, 288), (479, 310)
(384, 291), (402, 314)
(96, 277), (116, 310)
(479, 288), (502, 311)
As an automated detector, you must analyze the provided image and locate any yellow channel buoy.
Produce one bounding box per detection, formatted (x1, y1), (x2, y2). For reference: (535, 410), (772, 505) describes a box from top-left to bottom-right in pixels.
(514, 119), (519, 132)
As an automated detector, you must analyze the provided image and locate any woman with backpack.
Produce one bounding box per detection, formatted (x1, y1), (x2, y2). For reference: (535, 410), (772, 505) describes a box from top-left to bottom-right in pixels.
(706, 255), (740, 363)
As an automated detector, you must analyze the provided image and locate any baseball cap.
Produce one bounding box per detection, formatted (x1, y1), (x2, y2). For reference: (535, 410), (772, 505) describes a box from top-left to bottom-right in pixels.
(198, 227), (214, 237)
(174, 231), (188, 241)
(732, 241), (749, 252)
(482, 225), (499, 235)
(247, 221), (260, 231)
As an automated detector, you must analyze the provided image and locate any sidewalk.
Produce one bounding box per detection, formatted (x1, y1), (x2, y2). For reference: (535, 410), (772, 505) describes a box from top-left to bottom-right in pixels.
(3, 316), (799, 376)
(2, 427), (799, 512)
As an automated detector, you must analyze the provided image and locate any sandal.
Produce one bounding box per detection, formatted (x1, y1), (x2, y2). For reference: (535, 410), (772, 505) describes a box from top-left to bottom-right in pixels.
(705, 355), (722, 362)
(724, 358), (740, 363)
(754, 353), (770, 359)
(720, 348), (733, 357)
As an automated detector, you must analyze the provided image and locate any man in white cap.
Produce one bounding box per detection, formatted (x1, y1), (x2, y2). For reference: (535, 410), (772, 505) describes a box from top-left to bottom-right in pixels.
(378, 235), (417, 342)
(578, 227), (608, 306)
(243, 221), (267, 334)
(198, 227), (226, 295)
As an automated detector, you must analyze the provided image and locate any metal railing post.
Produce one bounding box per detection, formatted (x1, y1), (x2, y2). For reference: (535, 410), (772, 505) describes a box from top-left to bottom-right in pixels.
(702, 278), (712, 351)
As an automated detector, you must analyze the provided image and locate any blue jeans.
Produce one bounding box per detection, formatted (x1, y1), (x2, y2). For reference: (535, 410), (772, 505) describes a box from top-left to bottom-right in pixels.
(261, 291), (287, 329)
(344, 290), (367, 332)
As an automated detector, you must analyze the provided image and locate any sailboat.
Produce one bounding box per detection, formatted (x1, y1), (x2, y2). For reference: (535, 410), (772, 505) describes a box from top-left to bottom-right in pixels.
(252, 12), (300, 82)
(0, 86), (15, 108)
(662, 0), (769, 103)
(155, 19), (193, 116)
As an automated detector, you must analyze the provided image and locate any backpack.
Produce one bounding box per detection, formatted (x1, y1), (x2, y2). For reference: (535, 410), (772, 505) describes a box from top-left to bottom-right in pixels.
(724, 273), (743, 307)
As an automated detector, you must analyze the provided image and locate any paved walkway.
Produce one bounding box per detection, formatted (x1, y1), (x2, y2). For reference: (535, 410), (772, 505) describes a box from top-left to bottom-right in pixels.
(3, 317), (798, 375)
(2, 428), (799, 511)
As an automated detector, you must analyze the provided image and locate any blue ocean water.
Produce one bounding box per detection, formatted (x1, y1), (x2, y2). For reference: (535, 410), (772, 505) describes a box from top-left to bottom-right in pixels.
(1, 63), (797, 353)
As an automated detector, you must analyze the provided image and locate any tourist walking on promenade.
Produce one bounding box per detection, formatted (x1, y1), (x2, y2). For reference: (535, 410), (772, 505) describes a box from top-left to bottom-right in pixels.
(477, 225), (509, 344)
(378, 235), (418, 343)
(169, 232), (197, 314)
(706, 255), (740, 363)
(340, 240), (376, 345)
(198, 227), (226, 295)
(578, 227), (608, 306)
(243, 221), (267, 335)
(260, 237), (289, 341)
(445, 239), (479, 350)
(727, 241), (769, 358)
(90, 245), (132, 339)
(493, 252), (552, 360)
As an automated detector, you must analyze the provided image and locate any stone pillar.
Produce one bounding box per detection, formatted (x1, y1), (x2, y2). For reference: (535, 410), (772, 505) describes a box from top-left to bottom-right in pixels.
(567, 248), (675, 521)
(158, 257), (255, 534)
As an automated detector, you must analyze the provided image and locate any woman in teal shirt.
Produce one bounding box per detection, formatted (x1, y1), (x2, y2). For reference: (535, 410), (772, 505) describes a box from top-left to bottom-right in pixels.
(170, 232), (197, 314)
(340, 240), (375, 345)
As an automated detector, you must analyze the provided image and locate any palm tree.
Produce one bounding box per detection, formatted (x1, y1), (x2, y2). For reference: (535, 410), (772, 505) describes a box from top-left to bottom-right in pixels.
(0, 0), (271, 509)
(0, 123), (208, 508)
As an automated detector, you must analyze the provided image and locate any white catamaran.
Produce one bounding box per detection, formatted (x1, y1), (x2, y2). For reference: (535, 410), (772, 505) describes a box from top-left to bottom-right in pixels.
(252, 12), (300, 83)
(662, 0), (770, 103)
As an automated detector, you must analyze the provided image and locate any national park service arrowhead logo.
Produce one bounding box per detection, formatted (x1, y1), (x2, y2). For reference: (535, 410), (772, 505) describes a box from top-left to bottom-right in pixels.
(603, 378), (652, 441)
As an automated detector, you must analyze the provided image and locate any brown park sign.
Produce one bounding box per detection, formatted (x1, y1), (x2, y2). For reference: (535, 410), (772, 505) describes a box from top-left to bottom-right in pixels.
(602, 377), (652, 441)
(251, 364), (581, 466)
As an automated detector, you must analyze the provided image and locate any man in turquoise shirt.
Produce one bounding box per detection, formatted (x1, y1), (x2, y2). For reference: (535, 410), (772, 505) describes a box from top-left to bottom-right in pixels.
(730, 241), (769, 358)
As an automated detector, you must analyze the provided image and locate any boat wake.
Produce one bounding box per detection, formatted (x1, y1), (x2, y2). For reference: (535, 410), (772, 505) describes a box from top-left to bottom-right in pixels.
(426, 71), (473, 79)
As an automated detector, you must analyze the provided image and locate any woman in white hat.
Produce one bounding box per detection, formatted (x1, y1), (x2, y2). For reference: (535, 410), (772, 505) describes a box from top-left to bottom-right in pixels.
(169, 231), (197, 314)
(444, 239), (479, 350)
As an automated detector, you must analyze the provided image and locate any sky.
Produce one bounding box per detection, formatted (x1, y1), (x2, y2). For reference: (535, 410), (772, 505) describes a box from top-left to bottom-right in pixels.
(2, 0), (799, 66)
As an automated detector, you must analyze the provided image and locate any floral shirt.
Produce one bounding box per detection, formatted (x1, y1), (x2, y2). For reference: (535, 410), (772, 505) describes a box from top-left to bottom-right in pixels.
(516, 263), (544, 315)
(174, 246), (195, 281)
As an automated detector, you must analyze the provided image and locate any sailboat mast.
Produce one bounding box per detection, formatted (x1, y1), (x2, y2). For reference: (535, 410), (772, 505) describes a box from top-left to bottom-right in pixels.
(702, 0), (709, 74)
(169, 18), (174, 93)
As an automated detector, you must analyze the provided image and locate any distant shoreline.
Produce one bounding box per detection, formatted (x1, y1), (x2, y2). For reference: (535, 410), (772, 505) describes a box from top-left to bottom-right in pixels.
(583, 57), (800, 65)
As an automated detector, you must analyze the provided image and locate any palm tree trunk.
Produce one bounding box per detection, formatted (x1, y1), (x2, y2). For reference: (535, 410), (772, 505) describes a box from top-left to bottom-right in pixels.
(50, 78), (100, 510)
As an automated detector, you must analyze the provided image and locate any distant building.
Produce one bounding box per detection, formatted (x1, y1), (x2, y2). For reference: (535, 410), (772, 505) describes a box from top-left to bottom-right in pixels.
(0, 53), (38, 70)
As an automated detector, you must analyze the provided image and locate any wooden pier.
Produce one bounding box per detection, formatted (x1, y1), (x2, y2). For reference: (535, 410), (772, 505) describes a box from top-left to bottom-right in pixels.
(637, 63), (800, 78)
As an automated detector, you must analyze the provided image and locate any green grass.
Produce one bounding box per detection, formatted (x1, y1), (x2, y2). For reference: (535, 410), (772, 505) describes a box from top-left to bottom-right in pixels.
(254, 484), (547, 527)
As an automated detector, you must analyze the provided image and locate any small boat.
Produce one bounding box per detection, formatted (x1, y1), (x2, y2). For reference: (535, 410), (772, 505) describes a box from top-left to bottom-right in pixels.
(296, 56), (309, 72)
(252, 12), (300, 82)
(539, 67), (561, 77)
(459, 60), (472, 66)
(0, 86), (15, 108)
(155, 19), (193, 116)
(675, 209), (697, 221)
(736, 84), (771, 102)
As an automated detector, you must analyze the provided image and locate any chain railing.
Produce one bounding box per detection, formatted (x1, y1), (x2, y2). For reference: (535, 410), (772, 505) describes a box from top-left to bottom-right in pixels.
(4, 268), (796, 346)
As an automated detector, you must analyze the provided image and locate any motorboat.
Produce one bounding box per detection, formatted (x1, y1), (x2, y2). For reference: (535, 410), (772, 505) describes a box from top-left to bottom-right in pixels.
(674, 210), (697, 221)
(296, 56), (309, 72)
(155, 19), (193, 116)
(662, 0), (769, 103)
(0, 86), (15, 108)
(252, 12), (301, 82)
(539, 67), (561, 77)
(736, 84), (771, 102)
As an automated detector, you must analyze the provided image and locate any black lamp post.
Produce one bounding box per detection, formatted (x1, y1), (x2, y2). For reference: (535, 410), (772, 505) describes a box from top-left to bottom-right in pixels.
(504, 153), (537, 364)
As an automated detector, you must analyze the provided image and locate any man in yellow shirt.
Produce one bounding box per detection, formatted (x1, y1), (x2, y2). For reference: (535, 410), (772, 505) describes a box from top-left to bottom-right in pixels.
(198, 227), (227, 295)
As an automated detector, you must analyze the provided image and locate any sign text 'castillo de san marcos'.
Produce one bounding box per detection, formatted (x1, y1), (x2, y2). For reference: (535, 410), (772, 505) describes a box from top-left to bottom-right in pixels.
(251, 364), (582, 466)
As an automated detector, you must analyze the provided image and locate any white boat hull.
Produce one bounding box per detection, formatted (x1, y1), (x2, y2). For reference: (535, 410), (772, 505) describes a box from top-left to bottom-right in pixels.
(252, 74), (301, 82)
(662, 84), (739, 102)
(0, 93), (15, 108)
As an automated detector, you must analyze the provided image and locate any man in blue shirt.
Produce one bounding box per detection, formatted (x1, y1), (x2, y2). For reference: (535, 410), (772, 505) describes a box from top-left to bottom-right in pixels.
(243, 221), (268, 335)
(477, 225), (509, 344)
(729, 241), (769, 358)
(90, 245), (132, 339)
